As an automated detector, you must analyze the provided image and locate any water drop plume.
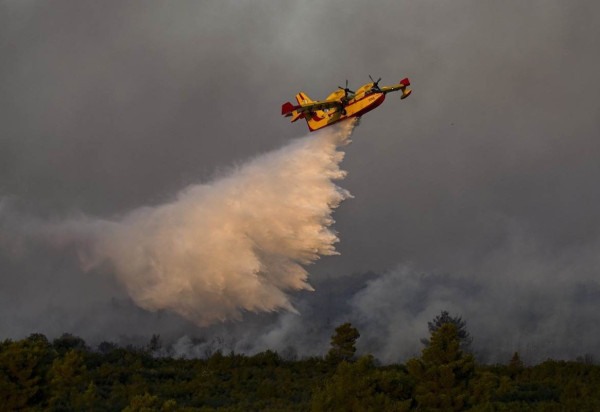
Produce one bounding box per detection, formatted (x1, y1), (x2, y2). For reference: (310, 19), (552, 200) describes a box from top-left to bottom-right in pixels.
(84, 121), (356, 325)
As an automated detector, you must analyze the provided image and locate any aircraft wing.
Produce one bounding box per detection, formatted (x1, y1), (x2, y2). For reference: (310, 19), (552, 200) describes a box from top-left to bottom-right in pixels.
(301, 99), (341, 112)
(282, 99), (340, 117)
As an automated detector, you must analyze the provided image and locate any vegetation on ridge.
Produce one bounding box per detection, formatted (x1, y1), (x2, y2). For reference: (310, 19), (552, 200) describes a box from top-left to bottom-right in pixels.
(1, 312), (599, 411)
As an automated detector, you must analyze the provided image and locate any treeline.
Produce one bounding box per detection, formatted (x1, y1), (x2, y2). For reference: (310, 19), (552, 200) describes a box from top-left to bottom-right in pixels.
(2, 316), (600, 411)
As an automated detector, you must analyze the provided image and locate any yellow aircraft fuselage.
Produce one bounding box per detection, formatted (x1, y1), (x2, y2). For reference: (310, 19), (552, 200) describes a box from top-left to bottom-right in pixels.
(282, 77), (411, 132)
(303, 92), (386, 131)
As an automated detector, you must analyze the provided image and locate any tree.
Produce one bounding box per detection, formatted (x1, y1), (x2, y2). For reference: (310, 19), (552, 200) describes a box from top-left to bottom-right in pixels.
(147, 334), (163, 355)
(47, 349), (92, 410)
(507, 352), (524, 378)
(122, 392), (159, 412)
(0, 335), (54, 409)
(408, 323), (476, 411)
(97, 341), (118, 355)
(52, 333), (87, 355)
(326, 323), (360, 364)
(421, 310), (473, 351)
(311, 355), (412, 412)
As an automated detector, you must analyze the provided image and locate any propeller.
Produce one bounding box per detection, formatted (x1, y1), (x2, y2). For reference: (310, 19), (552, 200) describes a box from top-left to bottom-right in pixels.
(338, 79), (355, 99)
(369, 75), (382, 91)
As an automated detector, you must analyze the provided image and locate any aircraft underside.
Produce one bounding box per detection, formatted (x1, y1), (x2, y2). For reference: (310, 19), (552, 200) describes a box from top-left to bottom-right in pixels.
(307, 93), (386, 131)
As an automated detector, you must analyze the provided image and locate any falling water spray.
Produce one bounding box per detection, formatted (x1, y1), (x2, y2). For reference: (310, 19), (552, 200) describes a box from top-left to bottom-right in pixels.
(73, 121), (357, 325)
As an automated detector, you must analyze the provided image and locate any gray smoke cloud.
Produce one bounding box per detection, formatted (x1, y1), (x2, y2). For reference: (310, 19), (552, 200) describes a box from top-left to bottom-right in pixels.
(2, 1), (600, 363)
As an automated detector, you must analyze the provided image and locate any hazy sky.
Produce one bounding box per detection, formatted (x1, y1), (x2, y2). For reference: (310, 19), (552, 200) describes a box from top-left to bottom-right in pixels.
(1, 1), (600, 362)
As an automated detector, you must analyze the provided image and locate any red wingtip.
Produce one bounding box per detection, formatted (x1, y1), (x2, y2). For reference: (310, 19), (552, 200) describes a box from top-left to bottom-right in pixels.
(400, 77), (410, 87)
(282, 102), (295, 116)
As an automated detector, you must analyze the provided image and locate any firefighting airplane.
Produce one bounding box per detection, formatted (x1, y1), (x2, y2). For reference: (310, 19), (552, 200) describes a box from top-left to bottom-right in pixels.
(281, 76), (412, 131)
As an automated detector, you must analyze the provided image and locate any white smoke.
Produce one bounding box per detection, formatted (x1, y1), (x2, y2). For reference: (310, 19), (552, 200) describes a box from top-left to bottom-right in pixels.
(69, 121), (355, 325)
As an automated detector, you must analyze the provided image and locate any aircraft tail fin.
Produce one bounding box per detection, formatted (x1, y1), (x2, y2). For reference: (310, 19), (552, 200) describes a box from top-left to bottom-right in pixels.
(282, 102), (296, 116)
(281, 101), (305, 123)
(399, 78), (412, 99)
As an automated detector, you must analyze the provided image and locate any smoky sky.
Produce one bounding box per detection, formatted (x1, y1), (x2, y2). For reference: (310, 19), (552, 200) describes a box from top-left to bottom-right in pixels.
(2, 0), (600, 363)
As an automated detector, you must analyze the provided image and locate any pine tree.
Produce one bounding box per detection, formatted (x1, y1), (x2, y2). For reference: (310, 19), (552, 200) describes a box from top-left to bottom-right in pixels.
(507, 352), (524, 378)
(326, 323), (360, 364)
(421, 310), (473, 351)
(408, 323), (475, 411)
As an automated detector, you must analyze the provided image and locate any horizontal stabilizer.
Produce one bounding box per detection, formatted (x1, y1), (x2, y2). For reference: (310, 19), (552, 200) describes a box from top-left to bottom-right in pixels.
(291, 111), (305, 122)
(401, 88), (412, 99)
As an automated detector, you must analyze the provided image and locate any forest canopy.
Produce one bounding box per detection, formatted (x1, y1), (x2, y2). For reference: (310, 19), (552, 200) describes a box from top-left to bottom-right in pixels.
(1, 312), (599, 411)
